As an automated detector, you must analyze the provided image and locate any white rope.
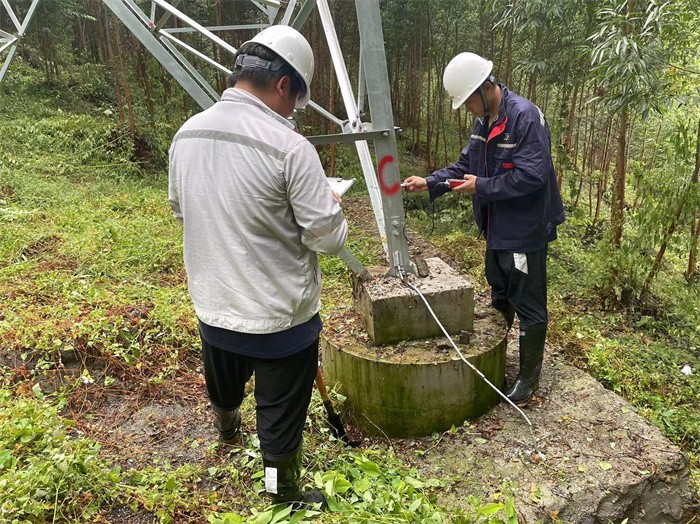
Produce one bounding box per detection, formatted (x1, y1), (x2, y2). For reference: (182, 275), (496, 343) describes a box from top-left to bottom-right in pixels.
(399, 270), (532, 427)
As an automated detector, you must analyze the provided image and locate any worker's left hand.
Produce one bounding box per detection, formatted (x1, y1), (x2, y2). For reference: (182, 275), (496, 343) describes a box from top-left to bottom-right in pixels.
(452, 174), (477, 195)
(332, 191), (342, 205)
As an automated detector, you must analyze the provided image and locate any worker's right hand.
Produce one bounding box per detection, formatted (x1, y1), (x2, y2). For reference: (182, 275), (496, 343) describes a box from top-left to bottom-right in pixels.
(402, 176), (428, 193)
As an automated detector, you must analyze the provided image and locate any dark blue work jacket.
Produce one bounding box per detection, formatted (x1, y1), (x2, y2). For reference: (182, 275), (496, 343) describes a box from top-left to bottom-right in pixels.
(426, 85), (565, 252)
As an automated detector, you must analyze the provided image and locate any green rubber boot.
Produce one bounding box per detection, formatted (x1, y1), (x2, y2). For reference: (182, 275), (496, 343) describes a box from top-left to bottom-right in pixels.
(211, 404), (242, 446)
(505, 324), (546, 406)
(263, 446), (327, 511)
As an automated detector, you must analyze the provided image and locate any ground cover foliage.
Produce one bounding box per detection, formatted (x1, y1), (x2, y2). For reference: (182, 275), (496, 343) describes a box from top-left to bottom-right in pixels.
(0, 72), (519, 523)
(401, 150), (700, 503)
(1, 3), (699, 518)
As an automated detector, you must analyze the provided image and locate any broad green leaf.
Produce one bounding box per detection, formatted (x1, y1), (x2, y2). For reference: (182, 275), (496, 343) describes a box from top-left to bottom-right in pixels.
(479, 502), (505, 516)
(357, 458), (381, 477)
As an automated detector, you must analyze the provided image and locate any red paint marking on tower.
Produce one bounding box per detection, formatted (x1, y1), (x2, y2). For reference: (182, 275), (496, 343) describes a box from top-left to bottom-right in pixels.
(378, 155), (399, 195)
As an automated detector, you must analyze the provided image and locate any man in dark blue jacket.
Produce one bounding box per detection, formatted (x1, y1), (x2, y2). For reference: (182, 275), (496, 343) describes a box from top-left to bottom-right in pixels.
(403, 52), (565, 406)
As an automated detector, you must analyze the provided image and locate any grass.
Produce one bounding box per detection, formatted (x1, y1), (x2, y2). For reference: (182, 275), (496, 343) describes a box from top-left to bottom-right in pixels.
(405, 188), (700, 500)
(2, 63), (697, 522)
(0, 87), (518, 523)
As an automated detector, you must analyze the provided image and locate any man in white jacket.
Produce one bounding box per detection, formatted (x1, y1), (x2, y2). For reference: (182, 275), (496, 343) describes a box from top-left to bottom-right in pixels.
(168, 25), (347, 510)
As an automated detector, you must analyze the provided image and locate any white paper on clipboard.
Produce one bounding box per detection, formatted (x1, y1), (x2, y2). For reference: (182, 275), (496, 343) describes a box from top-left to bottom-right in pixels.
(327, 177), (355, 197)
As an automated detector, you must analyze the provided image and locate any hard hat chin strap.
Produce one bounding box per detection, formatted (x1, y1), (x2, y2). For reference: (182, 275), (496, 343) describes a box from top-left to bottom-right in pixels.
(477, 75), (497, 119)
(478, 85), (489, 118)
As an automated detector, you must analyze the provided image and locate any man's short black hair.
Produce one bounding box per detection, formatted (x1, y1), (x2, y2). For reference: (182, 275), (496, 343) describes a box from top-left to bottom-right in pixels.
(228, 42), (306, 101)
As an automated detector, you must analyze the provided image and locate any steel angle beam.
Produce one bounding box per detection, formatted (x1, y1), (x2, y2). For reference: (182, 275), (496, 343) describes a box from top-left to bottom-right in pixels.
(290, 0), (316, 30)
(315, 0), (388, 259)
(0, 36), (17, 54)
(0, 44), (17, 82)
(307, 129), (392, 146)
(158, 36), (221, 102)
(354, 0), (412, 276)
(1, 0), (21, 32)
(101, 0), (217, 109)
(1, 0), (410, 277)
(0, 0), (41, 83)
(150, 0), (238, 56)
(162, 24), (267, 34)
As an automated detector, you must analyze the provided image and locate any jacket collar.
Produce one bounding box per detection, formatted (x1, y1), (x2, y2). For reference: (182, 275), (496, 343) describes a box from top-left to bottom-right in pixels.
(221, 87), (295, 130)
(494, 84), (509, 124)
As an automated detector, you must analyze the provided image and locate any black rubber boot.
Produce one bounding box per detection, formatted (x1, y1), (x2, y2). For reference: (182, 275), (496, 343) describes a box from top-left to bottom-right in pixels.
(506, 324), (546, 406)
(492, 301), (516, 330)
(211, 404), (242, 446)
(263, 447), (327, 511)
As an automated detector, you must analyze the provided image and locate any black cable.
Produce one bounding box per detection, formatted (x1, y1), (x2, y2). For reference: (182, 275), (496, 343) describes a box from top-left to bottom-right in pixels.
(400, 190), (413, 246)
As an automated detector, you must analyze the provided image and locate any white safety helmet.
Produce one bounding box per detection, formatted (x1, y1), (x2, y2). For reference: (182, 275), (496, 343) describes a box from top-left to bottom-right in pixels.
(245, 25), (314, 108)
(442, 52), (494, 110)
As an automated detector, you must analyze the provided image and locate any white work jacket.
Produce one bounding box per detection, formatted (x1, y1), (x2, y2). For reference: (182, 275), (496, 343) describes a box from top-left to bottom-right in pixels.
(168, 88), (348, 334)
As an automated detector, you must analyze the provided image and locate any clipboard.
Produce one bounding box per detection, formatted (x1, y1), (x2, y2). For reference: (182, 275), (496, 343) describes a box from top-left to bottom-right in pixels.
(327, 177), (355, 197)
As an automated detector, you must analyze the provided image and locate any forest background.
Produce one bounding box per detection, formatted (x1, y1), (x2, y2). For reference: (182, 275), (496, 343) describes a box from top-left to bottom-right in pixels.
(1, 0), (699, 522)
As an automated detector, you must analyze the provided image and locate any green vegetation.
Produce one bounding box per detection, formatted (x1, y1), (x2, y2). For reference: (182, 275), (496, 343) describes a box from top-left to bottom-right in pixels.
(403, 159), (700, 499)
(2, 0), (699, 520)
(0, 68), (516, 523)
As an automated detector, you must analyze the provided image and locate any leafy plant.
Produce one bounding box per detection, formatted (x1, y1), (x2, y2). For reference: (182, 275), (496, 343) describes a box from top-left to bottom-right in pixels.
(0, 388), (120, 522)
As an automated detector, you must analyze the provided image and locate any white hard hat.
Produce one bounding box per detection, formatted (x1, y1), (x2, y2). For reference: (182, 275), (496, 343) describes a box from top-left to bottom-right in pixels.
(246, 25), (314, 108)
(443, 52), (493, 110)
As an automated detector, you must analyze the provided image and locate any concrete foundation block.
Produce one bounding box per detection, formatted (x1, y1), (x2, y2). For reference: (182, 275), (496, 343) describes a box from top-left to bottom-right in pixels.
(353, 257), (474, 345)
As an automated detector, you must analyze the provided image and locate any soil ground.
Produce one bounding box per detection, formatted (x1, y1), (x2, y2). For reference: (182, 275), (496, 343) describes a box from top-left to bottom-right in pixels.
(5, 196), (698, 523)
(332, 197), (699, 523)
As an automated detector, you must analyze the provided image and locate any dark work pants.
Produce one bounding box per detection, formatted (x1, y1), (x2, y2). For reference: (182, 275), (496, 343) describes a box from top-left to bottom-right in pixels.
(200, 337), (319, 460)
(485, 246), (548, 329)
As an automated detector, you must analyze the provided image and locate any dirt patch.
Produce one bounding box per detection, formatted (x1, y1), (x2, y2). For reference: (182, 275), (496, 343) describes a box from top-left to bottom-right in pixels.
(339, 197), (698, 522)
(87, 400), (212, 470)
(0, 183), (16, 201)
(383, 336), (698, 523)
(5, 196), (696, 522)
(324, 301), (503, 364)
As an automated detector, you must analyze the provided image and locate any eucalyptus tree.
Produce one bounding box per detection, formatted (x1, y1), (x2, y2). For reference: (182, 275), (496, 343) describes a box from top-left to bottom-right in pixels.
(588, 0), (673, 248)
(493, 0), (597, 185)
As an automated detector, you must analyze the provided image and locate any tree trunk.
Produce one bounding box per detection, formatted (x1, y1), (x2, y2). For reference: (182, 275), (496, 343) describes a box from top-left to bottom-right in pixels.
(114, 23), (136, 139)
(505, 25), (513, 86)
(571, 85), (586, 174)
(611, 110), (628, 247)
(556, 82), (571, 178)
(594, 118), (613, 223)
(478, 0), (487, 56)
(688, 214), (700, 281)
(135, 42), (155, 126)
(425, 4), (434, 169)
(686, 118), (700, 281)
(103, 11), (124, 125)
(639, 124), (647, 164)
(560, 81), (581, 185)
(585, 103), (597, 215)
(643, 118), (700, 291)
(573, 176), (584, 208)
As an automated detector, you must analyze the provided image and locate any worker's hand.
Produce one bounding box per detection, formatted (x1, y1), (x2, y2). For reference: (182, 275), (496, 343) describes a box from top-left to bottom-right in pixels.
(452, 174), (477, 195)
(332, 191), (342, 205)
(402, 176), (428, 193)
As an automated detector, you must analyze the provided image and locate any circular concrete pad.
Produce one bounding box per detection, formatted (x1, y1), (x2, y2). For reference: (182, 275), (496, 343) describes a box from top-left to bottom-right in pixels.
(320, 307), (507, 437)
